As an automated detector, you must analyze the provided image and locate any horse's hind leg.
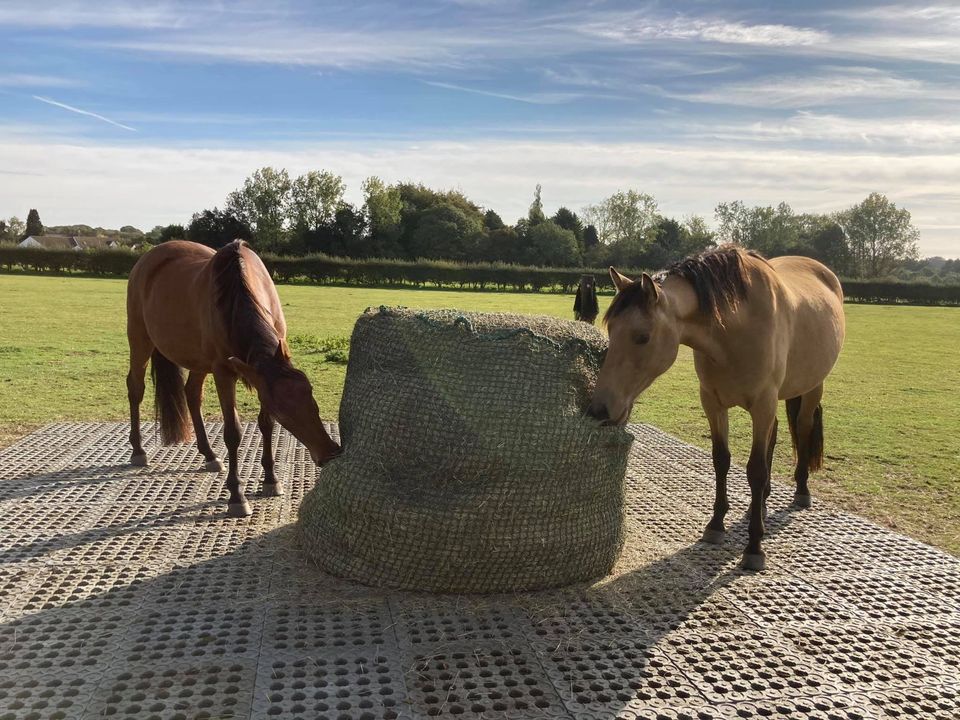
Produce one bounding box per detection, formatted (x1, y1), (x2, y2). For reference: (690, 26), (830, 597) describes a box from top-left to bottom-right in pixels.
(185, 371), (222, 472)
(127, 325), (153, 466)
(787, 384), (823, 508)
(700, 390), (730, 545)
(763, 418), (778, 517)
(213, 371), (251, 518)
(258, 407), (282, 497)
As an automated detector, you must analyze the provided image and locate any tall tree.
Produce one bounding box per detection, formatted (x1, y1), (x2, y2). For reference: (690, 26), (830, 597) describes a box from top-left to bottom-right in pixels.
(582, 190), (659, 246)
(362, 176), (403, 256)
(483, 209), (505, 231)
(186, 208), (253, 249)
(528, 184), (545, 226)
(552, 207), (583, 241)
(408, 204), (483, 261)
(838, 193), (919, 277)
(524, 220), (580, 267)
(582, 225), (599, 250)
(158, 224), (187, 243)
(288, 171), (345, 231)
(683, 215), (715, 254)
(5, 217), (25, 242)
(714, 201), (799, 256)
(25, 209), (43, 237)
(225, 167), (292, 251)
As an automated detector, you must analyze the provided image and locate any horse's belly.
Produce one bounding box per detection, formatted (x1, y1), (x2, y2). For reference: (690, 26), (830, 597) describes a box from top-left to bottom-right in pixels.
(142, 304), (212, 372)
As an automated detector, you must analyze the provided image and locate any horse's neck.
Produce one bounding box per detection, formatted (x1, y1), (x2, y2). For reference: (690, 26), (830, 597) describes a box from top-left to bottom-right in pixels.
(661, 276), (726, 363)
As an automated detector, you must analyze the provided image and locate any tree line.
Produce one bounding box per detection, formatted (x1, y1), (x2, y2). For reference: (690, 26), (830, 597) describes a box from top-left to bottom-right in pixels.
(2, 166), (951, 282)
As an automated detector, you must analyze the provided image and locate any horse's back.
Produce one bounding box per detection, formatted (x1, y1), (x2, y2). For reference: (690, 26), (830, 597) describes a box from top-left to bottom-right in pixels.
(767, 255), (845, 398)
(127, 241), (219, 369)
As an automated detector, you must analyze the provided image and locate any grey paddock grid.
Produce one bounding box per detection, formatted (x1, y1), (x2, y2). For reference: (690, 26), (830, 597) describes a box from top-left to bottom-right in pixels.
(0, 421), (958, 720)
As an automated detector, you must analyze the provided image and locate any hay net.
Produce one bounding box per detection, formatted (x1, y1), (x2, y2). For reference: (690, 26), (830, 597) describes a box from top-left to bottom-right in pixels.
(297, 307), (634, 593)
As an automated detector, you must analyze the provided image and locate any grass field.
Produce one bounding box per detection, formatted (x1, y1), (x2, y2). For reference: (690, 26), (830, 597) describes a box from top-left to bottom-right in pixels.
(1, 273), (958, 555)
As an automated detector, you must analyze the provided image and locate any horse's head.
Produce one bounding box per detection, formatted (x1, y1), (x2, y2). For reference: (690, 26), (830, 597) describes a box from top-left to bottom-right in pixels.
(587, 267), (680, 426)
(228, 356), (341, 465)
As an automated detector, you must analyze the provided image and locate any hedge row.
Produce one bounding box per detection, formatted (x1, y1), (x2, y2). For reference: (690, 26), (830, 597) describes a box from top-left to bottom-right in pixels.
(1, 245), (958, 305)
(840, 280), (960, 306)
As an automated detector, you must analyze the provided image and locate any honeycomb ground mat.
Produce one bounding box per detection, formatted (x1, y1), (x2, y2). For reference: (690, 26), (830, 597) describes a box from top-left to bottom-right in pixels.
(0, 422), (957, 720)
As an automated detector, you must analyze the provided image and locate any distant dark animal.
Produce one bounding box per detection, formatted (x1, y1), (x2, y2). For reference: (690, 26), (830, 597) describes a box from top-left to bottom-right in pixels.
(574, 274), (599, 324)
(125, 239), (340, 517)
(588, 245), (845, 571)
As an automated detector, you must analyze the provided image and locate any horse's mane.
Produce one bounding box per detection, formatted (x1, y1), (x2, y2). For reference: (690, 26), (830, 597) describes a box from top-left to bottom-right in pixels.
(212, 240), (301, 382)
(605, 244), (762, 324)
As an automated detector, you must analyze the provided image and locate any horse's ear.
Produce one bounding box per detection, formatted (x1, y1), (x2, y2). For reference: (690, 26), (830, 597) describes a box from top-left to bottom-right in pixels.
(227, 357), (265, 392)
(609, 267), (632, 291)
(640, 273), (661, 303)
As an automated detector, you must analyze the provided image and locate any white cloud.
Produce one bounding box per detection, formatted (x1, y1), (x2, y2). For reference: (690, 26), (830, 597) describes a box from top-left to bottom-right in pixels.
(32, 96), (136, 132)
(0, 1), (188, 29)
(666, 67), (959, 108)
(0, 74), (78, 88)
(423, 81), (589, 105)
(580, 17), (828, 47)
(695, 112), (960, 149)
(1, 137), (956, 256)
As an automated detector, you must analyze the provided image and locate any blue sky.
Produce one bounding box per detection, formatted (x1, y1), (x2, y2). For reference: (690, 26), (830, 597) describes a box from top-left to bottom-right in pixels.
(1, 0), (958, 256)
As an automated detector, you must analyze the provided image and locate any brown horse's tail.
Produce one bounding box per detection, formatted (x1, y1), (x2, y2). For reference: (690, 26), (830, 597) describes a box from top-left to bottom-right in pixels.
(785, 397), (824, 472)
(151, 350), (191, 445)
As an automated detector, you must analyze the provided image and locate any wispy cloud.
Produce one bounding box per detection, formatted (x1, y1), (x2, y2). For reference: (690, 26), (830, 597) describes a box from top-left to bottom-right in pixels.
(0, 1), (187, 29)
(664, 67), (960, 108)
(423, 81), (588, 105)
(580, 16), (828, 47)
(0, 73), (78, 88)
(32, 96), (136, 132)
(682, 112), (960, 151)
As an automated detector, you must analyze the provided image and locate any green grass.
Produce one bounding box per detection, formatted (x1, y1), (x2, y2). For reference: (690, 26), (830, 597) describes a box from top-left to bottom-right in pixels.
(1, 274), (958, 555)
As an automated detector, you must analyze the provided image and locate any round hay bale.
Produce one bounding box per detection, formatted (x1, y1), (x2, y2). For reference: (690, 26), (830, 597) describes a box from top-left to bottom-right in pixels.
(297, 307), (634, 593)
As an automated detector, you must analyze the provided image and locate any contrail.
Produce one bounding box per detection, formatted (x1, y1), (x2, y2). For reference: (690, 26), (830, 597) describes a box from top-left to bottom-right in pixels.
(33, 95), (137, 132)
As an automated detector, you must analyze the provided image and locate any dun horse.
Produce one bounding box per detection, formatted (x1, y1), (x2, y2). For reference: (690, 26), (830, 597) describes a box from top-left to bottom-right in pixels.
(588, 245), (845, 570)
(126, 239), (340, 517)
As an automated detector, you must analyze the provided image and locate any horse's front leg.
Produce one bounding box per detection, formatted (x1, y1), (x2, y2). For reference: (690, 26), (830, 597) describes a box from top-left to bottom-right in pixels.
(742, 395), (778, 571)
(700, 390), (730, 545)
(213, 371), (251, 518)
(258, 407), (282, 497)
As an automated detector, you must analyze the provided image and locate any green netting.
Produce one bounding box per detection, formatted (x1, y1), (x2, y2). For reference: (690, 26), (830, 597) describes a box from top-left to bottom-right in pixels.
(297, 307), (634, 593)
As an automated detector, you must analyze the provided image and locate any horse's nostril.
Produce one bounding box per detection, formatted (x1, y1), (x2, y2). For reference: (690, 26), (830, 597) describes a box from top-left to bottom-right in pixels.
(587, 402), (610, 423)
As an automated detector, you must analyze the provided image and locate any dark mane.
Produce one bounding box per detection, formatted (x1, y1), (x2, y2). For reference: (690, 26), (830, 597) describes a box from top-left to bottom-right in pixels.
(605, 245), (761, 324)
(212, 240), (303, 382)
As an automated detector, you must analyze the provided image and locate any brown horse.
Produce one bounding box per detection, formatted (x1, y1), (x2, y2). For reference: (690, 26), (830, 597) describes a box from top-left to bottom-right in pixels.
(588, 246), (845, 570)
(126, 239), (340, 517)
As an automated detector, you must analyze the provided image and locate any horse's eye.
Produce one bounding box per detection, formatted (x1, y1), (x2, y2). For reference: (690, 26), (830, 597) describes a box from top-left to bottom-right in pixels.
(633, 332), (650, 345)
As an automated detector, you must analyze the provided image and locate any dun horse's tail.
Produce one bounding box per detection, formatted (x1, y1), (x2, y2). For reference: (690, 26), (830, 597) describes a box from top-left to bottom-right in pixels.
(151, 350), (191, 445)
(785, 397), (824, 472)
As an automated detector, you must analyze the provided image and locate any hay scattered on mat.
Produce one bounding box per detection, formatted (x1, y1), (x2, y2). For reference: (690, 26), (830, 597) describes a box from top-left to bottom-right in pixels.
(297, 307), (634, 593)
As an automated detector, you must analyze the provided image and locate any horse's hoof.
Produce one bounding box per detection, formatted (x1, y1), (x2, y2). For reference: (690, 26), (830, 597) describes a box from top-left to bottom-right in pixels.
(130, 453), (148, 467)
(204, 458), (224, 472)
(227, 500), (252, 518)
(793, 493), (812, 509)
(740, 553), (766, 572)
(261, 483), (283, 498)
(700, 528), (726, 545)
